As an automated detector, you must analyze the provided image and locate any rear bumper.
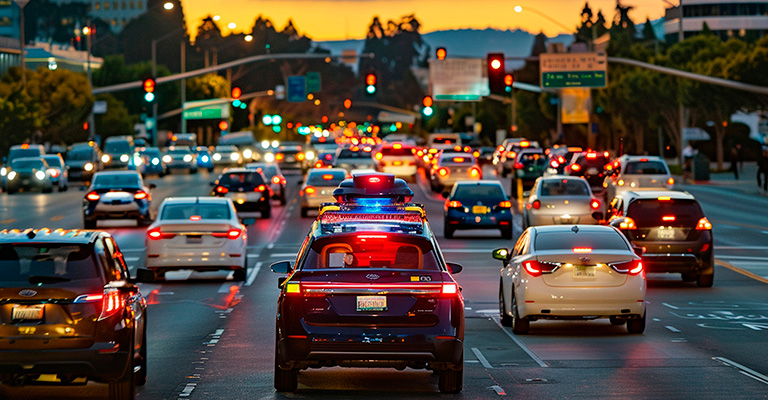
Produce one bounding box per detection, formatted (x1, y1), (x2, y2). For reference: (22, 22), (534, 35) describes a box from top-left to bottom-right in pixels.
(84, 201), (149, 220)
(518, 281), (646, 319)
(146, 253), (245, 269)
(445, 210), (512, 230)
(527, 211), (599, 226)
(0, 341), (130, 382)
(631, 238), (713, 273)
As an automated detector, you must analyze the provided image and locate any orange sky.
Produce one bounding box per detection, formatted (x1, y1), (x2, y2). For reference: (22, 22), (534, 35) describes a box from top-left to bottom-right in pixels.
(181, 0), (670, 42)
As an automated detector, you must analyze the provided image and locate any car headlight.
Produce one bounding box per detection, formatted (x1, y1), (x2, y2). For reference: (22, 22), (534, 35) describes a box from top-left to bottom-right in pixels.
(163, 155), (172, 163)
(305, 151), (315, 161)
(264, 153), (275, 162)
(7, 171), (16, 180)
(213, 153), (222, 161)
(134, 156), (143, 166)
(261, 140), (270, 149)
(152, 158), (160, 166)
(102, 154), (111, 163)
(35, 171), (46, 181)
(0, 167), (6, 176)
(202, 155), (210, 163)
(120, 154), (129, 163)
(230, 152), (240, 161)
(271, 140), (279, 148)
(183, 154), (193, 162)
(242, 149), (253, 159)
(84, 162), (94, 171)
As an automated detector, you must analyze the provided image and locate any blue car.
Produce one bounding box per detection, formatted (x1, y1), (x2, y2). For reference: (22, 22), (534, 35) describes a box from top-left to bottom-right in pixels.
(135, 147), (166, 177)
(443, 181), (513, 239)
(195, 146), (215, 172)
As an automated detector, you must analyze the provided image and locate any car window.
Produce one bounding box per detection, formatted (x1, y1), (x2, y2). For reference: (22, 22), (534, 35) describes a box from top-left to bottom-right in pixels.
(0, 244), (101, 287)
(67, 148), (94, 160)
(92, 173), (141, 189)
(534, 231), (630, 251)
(301, 235), (440, 270)
(104, 141), (131, 153)
(381, 147), (414, 156)
(103, 237), (128, 281)
(307, 171), (346, 186)
(431, 137), (458, 145)
(10, 159), (46, 169)
(626, 199), (704, 227)
(453, 184), (506, 202)
(624, 161), (668, 175)
(161, 203), (231, 220)
(540, 179), (589, 196)
(511, 231), (528, 257)
(42, 156), (64, 168)
(219, 172), (266, 187)
(9, 148), (44, 160)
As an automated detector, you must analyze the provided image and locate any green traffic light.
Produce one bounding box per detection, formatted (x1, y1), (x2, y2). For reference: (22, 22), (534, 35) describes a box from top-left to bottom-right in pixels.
(144, 92), (155, 102)
(233, 99), (241, 107)
(366, 85), (376, 94)
(422, 106), (433, 117)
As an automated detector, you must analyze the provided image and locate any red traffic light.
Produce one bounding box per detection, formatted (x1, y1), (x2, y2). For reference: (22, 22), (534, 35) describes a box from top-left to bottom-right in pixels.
(365, 73), (376, 86)
(321, 115), (329, 124)
(231, 87), (242, 99)
(343, 99), (352, 109)
(143, 78), (156, 93)
(422, 96), (433, 108)
(504, 74), (514, 86)
(219, 120), (229, 131)
(436, 47), (446, 60)
(487, 53), (505, 93)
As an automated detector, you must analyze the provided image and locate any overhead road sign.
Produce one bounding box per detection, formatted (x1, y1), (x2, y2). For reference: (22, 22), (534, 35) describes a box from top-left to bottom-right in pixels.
(287, 76), (306, 102)
(429, 58), (489, 102)
(182, 99), (231, 120)
(540, 53), (607, 89)
(306, 72), (321, 93)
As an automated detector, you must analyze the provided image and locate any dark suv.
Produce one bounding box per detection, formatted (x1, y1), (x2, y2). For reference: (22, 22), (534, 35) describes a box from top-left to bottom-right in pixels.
(270, 174), (465, 393)
(211, 168), (272, 217)
(607, 190), (714, 287)
(565, 151), (611, 195)
(0, 228), (154, 399)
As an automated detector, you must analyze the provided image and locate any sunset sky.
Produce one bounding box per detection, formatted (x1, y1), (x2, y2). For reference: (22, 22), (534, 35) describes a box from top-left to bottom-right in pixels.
(181, 0), (671, 42)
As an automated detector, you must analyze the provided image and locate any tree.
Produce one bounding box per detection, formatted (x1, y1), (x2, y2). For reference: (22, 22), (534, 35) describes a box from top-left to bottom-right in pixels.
(94, 94), (136, 138)
(0, 79), (44, 153)
(186, 74), (229, 101)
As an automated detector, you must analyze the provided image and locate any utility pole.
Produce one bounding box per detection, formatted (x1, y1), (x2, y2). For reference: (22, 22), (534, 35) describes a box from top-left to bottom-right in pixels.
(85, 21), (95, 140)
(13, 0), (29, 91)
(180, 37), (187, 133)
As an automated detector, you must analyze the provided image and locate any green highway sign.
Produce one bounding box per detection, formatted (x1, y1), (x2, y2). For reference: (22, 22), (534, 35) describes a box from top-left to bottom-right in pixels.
(182, 99), (230, 120)
(542, 71), (607, 88)
(306, 72), (321, 93)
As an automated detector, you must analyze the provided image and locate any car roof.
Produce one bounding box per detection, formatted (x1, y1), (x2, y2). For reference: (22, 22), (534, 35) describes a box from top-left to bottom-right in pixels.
(619, 155), (665, 161)
(0, 228), (103, 244)
(93, 170), (141, 178)
(13, 157), (45, 162)
(532, 225), (618, 234)
(539, 175), (588, 182)
(161, 197), (231, 205)
(622, 190), (695, 201)
(454, 180), (503, 187)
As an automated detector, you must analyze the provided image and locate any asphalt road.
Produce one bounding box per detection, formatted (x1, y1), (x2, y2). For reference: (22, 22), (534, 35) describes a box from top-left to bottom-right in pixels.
(1, 167), (767, 399)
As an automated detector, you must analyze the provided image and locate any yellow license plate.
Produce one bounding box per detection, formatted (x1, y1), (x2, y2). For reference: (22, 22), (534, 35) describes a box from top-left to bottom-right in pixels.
(356, 296), (387, 312)
(472, 205), (488, 214)
(573, 266), (596, 278)
(393, 161), (402, 166)
(12, 305), (44, 320)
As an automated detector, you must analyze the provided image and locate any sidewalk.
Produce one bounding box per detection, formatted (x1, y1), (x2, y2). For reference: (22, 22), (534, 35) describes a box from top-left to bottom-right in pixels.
(675, 161), (768, 198)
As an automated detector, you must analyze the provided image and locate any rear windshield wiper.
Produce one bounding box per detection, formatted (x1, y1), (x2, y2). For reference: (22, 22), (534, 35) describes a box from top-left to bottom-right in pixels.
(28, 275), (72, 284)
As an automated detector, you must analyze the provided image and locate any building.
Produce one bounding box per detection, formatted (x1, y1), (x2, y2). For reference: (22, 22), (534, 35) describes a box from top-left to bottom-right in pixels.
(0, 36), (20, 75)
(24, 42), (103, 73)
(664, 1), (768, 43)
(50, 0), (148, 34)
(0, 0), (20, 39)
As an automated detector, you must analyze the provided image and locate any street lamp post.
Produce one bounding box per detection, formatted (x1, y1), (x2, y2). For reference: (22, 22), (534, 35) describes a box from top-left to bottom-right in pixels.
(149, 2), (182, 143)
(13, 0), (29, 91)
(84, 23), (95, 140)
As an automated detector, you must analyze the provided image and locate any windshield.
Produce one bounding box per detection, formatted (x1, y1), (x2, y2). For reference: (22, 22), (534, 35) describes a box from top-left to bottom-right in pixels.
(42, 156), (63, 168)
(535, 232), (630, 251)
(540, 179), (590, 196)
(104, 141), (131, 154)
(306, 170), (346, 186)
(381, 147), (414, 156)
(219, 172), (266, 187)
(67, 148), (93, 160)
(626, 199), (704, 228)
(575, 154), (610, 168)
(301, 235), (440, 270)
(11, 159), (45, 169)
(161, 203), (231, 220)
(624, 161), (668, 175)
(92, 173), (141, 189)
(0, 244), (100, 287)
(453, 184), (506, 202)
(9, 148), (43, 160)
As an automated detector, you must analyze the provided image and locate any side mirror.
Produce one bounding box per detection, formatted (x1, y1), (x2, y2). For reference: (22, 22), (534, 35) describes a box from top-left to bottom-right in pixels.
(441, 191), (450, 199)
(492, 248), (510, 261)
(446, 262), (463, 274)
(270, 260), (292, 274)
(132, 268), (156, 283)
(148, 183), (157, 190)
(591, 211), (604, 222)
(241, 218), (256, 226)
(633, 245), (645, 257)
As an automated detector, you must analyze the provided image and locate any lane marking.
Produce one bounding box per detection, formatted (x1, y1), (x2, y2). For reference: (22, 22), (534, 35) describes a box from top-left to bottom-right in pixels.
(716, 246), (768, 250)
(267, 243), (274, 249)
(717, 255), (768, 261)
(442, 249), (495, 254)
(662, 302), (680, 310)
(665, 326), (681, 333)
(491, 385), (507, 395)
(49, 215), (64, 221)
(490, 316), (548, 368)
(246, 262), (262, 286)
(471, 347), (493, 369)
(714, 357), (768, 385)
(125, 257), (140, 263)
(270, 252), (296, 258)
(716, 260), (768, 285)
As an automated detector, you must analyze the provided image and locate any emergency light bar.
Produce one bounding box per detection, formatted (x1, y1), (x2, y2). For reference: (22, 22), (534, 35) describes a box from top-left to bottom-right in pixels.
(320, 211), (423, 224)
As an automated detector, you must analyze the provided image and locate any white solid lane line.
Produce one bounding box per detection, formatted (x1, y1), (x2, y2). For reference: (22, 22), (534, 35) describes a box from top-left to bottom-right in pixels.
(246, 262), (262, 286)
(714, 357), (768, 385)
(490, 316), (548, 368)
(470, 347), (493, 369)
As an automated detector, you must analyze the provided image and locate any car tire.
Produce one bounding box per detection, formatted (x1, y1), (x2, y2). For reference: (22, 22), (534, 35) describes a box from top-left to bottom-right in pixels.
(43, 185), (53, 193)
(208, 167), (214, 173)
(280, 192), (287, 206)
(6, 188), (14, 195)
(681, 272), (697, 282)
(499, 282), (512, 327)
(262, 206), (272, 219)
(501, 226), (512, 240)
(444, 224), (454, 239)
(300, 207), (309, 218)
(57, 183), (65, 192)
(627, 312), (646, 334)
(697, 272), (714, 288)
(134, 318), (148, 386)
(437, 352), (463, 393)
(233, 267), (247, 282)
(274, 349), (298, 392)
(609, 316), (626, 326)
(511, 293), (529, 335)
(84, 219), (96, 229)
(190, 168), (198, 175)
(108, 341), (136, 400)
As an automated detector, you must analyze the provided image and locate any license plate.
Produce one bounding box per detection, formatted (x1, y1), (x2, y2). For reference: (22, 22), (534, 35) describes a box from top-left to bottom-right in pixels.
(12, 305), (44, 320)
(186, 236), (202, 244)
(657, 228), (675, 239)
(393, 161), (402, 166)
(22, 179), (30, 185)
(573, 266), (596, 278)
(472, 205), (488, 214)
(588, 167), (599, 174)
(356, 296), (387, 312)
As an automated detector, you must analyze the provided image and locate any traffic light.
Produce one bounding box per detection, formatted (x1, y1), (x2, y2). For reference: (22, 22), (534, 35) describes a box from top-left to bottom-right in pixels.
(486, 53), (505, 93)
(143, 78), (156, 102)
(231, 86), (242, 107)
(504, 74), (514, 93)
(365, 73), (377, 95)
(219, 120), (229, 131)
(343, 98), (352, 109)
(436, 47), (447, 60)
(422, 96), (434, 117)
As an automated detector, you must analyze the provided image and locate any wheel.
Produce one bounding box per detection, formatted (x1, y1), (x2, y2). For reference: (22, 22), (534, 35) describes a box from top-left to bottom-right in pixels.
(262, 206), (271, 219)
(511, 292), (529, 335)
(274, 347), (298, 392)
(190, 168), (198, 174)
(57, 183), (65, 192)
(300, 207), (309, 218)
(499, 282), (512, 327)
(84, 219), (96, 229)
(609, 316), (626, 326)
(681, 272), (697, 282)
(280, 192), (287, 206)
(134, 317), (148, 386)
(108, 339), (136, 400)
(627, 312), (646, 334)
(6, 188), (14, 195)
(43, 185), (53, 193)
(159, 171), (165, 177)
(501, 226), (512, 240)
(437, 352), (463, 393)
(233, 267), (247, 282)
(697, 272), (714, 288)
(444, 224), (454, 239)
(208, 167), (214, 172)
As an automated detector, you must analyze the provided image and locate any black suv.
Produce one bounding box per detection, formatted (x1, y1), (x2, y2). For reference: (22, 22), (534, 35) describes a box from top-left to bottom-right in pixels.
(0, 228), (154, 399)
(211, 168), (272, 217)
(607, 190), (714, 287)
(271, 174), (465, 393)
(565, 150), (611, 195)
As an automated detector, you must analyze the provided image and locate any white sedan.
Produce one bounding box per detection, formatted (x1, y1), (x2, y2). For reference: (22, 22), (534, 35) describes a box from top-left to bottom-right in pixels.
(145, 197), (248, 281)
(494, 224), (646, 334)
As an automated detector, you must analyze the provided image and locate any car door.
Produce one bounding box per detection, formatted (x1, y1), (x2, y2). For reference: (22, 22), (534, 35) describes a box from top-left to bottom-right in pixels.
(103, 237), (145, 350)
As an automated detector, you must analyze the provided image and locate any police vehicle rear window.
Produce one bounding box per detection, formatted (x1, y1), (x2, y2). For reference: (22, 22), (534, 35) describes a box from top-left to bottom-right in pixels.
(92, 173), (141, 189)
(535, 232), (630, 251)
(453, 184), (506, 202)
(219, 172), (266, 187)
(625, 161), (668, 175)
(301, 235), (440, 270)
(307, 171), (346, 186)
(0, 244), (100, 287)
(540, 179), (589, 196)
(626, 199), (703, 227)
(161, 203), (231, 220)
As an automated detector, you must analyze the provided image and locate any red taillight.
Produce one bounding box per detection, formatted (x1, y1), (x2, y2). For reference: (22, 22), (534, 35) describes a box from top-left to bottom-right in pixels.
(147, 227), (176, 240)
(315, 161), (322, 168)
(74, 290), (123, 320)
(305, 186), (316, 195)
(272, 176), (280, 184)
(550, 160), (559, 168)
(629, 261), (644, 275)
(590, 199), (600, 210)
(212, 228), (242, 240)
(441, 282), (459, 295)
(523, 260), (542, 277)
(446, 200), (462, 209)
(667, 177), (675, 185)
(610, 259), (643, 275)
(571, 164), (582, 172)
(257, 184), (266, 192)
(216, 186), (229, 194)
(438, 168), (449, 177)
(662, 215), (676, 222)
(696, 217), (712, 230)
(532, 200), (541, 210)
(498, 201), (512, 208)
(134, 191), (148, 200)
(586, 153), (597, 159)
(619, 217), (637, 230)
(375, 152), (383, 160)
(469, 167), (481, 178)
(86, 192), (100, 201)
(514, 162), (524, 169)
(50, 169), (60, 178)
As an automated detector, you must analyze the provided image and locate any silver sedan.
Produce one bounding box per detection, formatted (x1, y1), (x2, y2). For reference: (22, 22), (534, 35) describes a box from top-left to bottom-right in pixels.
(523, 176), (603, 228)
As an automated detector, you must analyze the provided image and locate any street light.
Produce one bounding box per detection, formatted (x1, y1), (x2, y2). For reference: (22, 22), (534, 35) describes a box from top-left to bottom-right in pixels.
(150, 2), (185, 140)
(13, 0), (30, 91)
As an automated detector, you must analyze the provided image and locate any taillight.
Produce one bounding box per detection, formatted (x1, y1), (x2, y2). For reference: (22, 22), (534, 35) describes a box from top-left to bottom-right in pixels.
(531, 200), (541, 210)
(550, 160), (559, 168)
(446, 200), (462, 209)
(523, 260), (542, 277)
(667, 177), (675, 185)
(272, 176), (280, 184)
(147, 227), (176, 240)
(276, 153), (285, 161)
(696, 217), (712, 230)
(86, 192), (100, 201)
(375, 152), (383, 160)
(610, 260), (644, 275)
(441, 282), (459, 295)
(619, 217), (637, 230)
(134, 191), (148, 200)
(438, 168), (449, 177)
(256, 184), (266, 192)
(469, 167), (481, 178)
(590, 199), (600, 210)
(498, 201), (512, 208)
(305, 186), (316, 195)
(216, 186), (229, 194)
(213, 228), (242, 239)
(571, 164), (582, 172)
(75, 289), (123, 320)
(514, 162), (524, 169)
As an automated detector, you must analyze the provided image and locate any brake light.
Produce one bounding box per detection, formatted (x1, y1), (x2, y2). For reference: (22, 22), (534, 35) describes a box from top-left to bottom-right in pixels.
(610, 260), (643, 275)
(586, 153), (597, 159)
(640, 158), (648, 162)
(75, 289), (123, 320)
(257, 184), (266, 192)
(662, 215), (676, 222)
(550, 160), (560, 168)
(604, 151), (610, 158)
(216, 186), (229, 194)
(393, 143), (402, 149)
(276, 153), (284, 161)
(619, 217), (637, 230)
(507, 151), (517, 159)
(520, 141), (530, 147)
(134, 191), (148, 200)
(296, 153), (305, 161)
(452, 157), (465, 163)
(212, 228), (242, 239)
(190, 215), (201, 221)
(629, 261), (644, 275)
(49, 169), (59, 178)
(438, 168), (449, 177)
(696, 217), (712, 230)
(469, 167), (481, 178)
(86, 192), (100, 201)
(573, 247), (593, 253)
(315, 161), (323, 168)
(667, 177), (675, 185)
(531, 200), (541, 210)
(441, 282), (458, 295)
(571, 164), (582, 172)
(446, 200), (462, 208)
(524, 260), (542, 277)
(498, 200), (512, 208)
(272, 176), (281, 184)
(375, 152), (383, 160)
(514, 162), (523, 169)
(657, 196), (671, 201)
(147, 227), (176, 240)
(21, 144), (29, 149)
(590, 199), (600, 210)
(473, 151), (480, 158)
(305, 186), (316, 195)
(453, 145), (461, 151)
(417, 150), (424, 157)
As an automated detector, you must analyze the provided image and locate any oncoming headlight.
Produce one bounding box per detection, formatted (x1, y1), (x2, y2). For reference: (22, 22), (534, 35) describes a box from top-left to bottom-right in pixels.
(7, 171), (16, 180)
(151, 158), (160, 166)
(242, 149), (253, 159)
(230, 152), (240, 161)
(84, 163), (94, 171)
(264, 153), (275, 162)
(183, 154), (193, 162)
(102, 154), (111, 163)
(35, 171), (46, 181)
(305, 151), (315, 161)
(202, 155), (210, 163)
(213, 153), (222, 161)
(133, 156), (143, 166)
(0, 167), (6, 176)
(162, 155), (172, 163)
(120, 154), (129, 163)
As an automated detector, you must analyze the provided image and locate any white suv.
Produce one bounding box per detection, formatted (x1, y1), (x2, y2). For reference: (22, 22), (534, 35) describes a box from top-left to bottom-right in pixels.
(603, 155), (674, 201)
